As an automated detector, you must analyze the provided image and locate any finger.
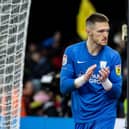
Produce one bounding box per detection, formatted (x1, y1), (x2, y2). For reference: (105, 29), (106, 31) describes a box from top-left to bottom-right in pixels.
(98, 71), (104, 81)
(100, 69), (108, 76)
(86, 64), (97, 75)
(98, 69), (108, 81)
(103, 67), (110, 74)
(85, 70), (93, 77)
(101, 68), (110, 77)
(85, 64), (97, 79)
(98, 76), (103, 81)
(88, 64), (97, 71)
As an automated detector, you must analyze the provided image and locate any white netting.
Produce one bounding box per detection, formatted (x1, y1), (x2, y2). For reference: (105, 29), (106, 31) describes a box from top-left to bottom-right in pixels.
(0, 0), (31, 129)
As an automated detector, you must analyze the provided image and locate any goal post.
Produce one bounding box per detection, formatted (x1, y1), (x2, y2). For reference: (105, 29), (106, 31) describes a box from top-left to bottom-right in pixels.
(0, 0), (31, 129)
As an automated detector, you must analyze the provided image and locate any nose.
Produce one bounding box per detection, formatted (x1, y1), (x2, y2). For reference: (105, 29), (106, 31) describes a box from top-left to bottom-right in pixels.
(103, 31), (109, 37)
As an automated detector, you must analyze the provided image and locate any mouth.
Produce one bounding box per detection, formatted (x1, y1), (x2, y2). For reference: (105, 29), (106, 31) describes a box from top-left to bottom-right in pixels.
(101, 39), (107, 42)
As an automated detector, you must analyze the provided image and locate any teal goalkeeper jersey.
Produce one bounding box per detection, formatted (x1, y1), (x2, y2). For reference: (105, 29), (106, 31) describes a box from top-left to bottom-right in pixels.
(60, 41), (122, 123)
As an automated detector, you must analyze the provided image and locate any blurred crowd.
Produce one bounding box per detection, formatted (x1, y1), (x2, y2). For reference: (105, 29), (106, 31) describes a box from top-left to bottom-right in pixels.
(20, 30), (127, 118)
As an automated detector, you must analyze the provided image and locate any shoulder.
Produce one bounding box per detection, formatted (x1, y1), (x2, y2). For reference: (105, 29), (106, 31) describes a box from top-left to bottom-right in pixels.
(102, 46), (122, 68)
(104, 46), (120, 57)
(65, 41), (85, 53)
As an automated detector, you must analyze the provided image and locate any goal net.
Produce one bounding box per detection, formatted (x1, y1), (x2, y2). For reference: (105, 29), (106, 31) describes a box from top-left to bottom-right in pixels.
(0, 0), (31, 129)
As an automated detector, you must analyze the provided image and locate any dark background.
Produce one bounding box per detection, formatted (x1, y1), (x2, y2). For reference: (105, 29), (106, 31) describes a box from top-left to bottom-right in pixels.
(22, 0), (127, 118)
(27, 0), (127, 46)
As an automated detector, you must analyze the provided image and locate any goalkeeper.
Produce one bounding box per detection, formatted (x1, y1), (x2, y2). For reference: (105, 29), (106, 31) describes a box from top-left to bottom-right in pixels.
(60, 13), (122, 129)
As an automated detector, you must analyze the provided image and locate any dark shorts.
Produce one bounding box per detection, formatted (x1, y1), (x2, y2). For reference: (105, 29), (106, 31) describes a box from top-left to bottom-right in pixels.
(75, 118), (115, 129)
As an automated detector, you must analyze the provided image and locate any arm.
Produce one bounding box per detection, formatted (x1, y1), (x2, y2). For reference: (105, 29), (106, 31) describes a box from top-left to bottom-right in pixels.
(60, 47), (97, 95)
(60, 47), (75, 94)
(106, 52), (122, 99)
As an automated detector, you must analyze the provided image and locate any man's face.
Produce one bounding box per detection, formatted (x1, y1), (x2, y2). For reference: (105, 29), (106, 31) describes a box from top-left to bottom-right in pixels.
(88, 22), (110, 46)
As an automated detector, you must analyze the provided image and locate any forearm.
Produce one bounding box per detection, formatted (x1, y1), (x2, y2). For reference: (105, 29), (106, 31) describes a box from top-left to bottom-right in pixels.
(106, 82), (122, 99)
(60, 77), (75, 94)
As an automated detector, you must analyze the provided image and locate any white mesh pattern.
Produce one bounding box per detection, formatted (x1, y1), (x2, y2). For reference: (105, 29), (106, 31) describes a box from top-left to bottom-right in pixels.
(0, 0), (31, 129)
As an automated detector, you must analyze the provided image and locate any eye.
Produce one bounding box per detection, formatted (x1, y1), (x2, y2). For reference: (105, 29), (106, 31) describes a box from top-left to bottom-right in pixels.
(97, 29), (110, 33)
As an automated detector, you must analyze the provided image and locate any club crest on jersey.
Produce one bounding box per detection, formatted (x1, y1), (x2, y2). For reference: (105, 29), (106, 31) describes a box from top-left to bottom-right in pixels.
(100, 61), (107, 68)
(115, 64), (121, 76)
(62, 54), (67, 66)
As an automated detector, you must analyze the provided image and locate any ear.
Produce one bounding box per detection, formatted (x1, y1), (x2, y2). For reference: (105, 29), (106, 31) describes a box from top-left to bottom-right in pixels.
(86, 27), (91, 35)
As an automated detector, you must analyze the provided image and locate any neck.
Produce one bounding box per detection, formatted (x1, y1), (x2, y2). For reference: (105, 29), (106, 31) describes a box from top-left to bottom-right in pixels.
(86, 38), (102, 56)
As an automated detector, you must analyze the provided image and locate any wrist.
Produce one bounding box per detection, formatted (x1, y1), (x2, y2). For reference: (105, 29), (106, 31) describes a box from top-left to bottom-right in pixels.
(74, 75), (87, 88)
(101, 78), (112, 91)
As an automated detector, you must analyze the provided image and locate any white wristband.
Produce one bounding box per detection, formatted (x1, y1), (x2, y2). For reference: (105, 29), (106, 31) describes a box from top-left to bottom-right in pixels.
(74, 75), (86, 88)
(101, 78), (112, 91)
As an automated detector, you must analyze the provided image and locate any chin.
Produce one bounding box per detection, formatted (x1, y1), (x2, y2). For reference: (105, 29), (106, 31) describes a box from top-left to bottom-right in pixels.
(101, 42), (107, 46)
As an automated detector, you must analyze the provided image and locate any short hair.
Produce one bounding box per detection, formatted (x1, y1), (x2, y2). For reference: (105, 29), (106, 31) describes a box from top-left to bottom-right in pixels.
(86, 13), (109, 26)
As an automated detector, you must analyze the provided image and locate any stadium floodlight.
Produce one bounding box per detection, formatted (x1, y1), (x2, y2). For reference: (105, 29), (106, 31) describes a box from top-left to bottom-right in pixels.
(0, 0), (31, 129)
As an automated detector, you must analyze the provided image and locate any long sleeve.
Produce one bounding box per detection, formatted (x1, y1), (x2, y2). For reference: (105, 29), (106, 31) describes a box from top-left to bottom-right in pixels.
(60, 47), (75, 94)
(106, 52), (122, 99)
